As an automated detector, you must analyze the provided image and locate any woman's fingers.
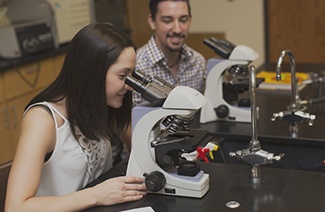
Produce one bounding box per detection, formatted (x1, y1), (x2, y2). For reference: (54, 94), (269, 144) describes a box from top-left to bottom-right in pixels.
(121, 175), (145, 184)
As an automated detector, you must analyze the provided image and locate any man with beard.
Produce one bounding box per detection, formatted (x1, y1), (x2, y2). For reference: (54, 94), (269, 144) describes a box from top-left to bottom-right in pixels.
(133, 0), (207, 105)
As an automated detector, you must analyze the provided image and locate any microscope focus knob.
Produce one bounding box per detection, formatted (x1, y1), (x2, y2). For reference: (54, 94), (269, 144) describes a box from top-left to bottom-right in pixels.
(144, 171), (166, 192)
(214, 105), (229, 118)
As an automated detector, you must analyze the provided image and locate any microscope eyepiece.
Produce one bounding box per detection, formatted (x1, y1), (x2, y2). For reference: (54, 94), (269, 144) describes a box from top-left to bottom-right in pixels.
(125, 70), (175, 106)
(132, 69), (145, 80)
(132, 70), (153, 84)
(203, 37), (236, 59)
(125, 76), (147, 94)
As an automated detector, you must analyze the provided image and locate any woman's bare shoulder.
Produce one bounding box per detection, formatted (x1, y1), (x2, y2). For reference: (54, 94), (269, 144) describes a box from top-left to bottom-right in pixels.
(19, 106), (57, 154)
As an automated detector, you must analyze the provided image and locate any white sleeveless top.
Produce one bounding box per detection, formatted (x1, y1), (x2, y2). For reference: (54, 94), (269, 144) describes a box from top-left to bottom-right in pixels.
(25, 102), (113, 196)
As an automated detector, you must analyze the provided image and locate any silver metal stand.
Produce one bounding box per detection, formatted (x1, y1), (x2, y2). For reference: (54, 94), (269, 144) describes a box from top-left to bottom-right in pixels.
(229, 65), (284, 182)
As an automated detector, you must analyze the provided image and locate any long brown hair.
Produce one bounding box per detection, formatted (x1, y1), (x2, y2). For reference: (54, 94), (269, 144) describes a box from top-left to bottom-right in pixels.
(27, 23), (135, 143)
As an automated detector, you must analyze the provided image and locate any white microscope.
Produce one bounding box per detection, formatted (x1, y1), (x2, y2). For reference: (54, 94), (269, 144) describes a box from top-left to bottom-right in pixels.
(200, 38), (260, 123)
(126, 71), (211, 198)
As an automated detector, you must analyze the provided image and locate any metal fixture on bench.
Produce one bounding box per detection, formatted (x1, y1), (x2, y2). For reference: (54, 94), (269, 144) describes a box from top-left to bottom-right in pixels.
(229, 65), (284, 183)
(271, 50), (316, 134)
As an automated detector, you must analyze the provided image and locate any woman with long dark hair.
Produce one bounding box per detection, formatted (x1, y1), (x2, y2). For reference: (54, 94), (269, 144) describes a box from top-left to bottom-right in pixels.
(5, 23), (146, 211)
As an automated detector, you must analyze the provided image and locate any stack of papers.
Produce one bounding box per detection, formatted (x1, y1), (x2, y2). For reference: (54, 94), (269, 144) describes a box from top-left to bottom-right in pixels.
(120, 206), (155, 212)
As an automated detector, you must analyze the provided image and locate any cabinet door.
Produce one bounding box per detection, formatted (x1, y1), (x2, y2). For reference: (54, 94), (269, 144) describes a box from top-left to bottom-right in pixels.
(2, 58), (56, 100)
(0, 103), (14, 164)
(6, 90), (42, 152)
(53, 53), (66, 78)
(0, 75), (14, 164)
(126, 0), (151, 48)
(0, 75), (5, 103)
(267, 0), (325, 63)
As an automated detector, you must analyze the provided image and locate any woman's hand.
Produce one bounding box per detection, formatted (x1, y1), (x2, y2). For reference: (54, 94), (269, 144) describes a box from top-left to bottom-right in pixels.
(92, 175), (147, 206)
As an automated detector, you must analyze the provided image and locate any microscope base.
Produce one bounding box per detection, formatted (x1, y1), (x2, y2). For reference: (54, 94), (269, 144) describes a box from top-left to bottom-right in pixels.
(127, 154), (210, 198)
(157, 171), (209, 198)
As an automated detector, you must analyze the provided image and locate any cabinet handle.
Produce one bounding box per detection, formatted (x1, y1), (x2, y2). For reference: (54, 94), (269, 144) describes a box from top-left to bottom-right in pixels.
(2, 108), (10, 129)
(11, 106), (17, 130)
(15, 62), (41, 88)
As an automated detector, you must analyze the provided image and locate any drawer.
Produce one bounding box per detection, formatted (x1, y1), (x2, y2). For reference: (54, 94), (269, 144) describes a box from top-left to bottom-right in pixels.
(3, 58), (56, 100)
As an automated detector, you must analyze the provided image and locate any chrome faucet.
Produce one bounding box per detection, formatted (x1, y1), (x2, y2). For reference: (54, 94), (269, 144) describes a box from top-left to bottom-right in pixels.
(275, 50), (300, 110)
(271, 50), (316, 132)
(230, 65), (284, 182)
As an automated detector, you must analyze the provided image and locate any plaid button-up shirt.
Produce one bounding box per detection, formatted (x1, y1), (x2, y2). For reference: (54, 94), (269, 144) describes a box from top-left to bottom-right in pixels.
(133, 36), (207, 106)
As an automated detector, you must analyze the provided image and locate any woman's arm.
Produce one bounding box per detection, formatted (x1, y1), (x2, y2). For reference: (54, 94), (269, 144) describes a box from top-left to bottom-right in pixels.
(5, 108), (146, 212)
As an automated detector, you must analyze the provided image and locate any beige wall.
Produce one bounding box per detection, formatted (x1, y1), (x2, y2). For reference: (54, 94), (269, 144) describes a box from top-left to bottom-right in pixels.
(189, 0), (265, 67)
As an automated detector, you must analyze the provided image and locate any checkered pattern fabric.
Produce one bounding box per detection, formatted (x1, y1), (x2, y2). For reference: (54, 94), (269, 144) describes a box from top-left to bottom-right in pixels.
(133, 36), (207, 106)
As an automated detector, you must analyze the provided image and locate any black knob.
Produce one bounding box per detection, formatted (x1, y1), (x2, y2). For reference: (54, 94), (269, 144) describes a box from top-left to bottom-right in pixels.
(144, 171), (166, 192)
(238, 98), (250, 107)
(214, 105), (229, 118)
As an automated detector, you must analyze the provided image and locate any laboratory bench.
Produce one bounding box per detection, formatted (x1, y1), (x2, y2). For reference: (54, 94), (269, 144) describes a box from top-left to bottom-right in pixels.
(0, 44), (68, 73)
(198, 62), (325, 172)
(84, 158), (325, 212)
(83, 63), (325, 211)
(199, 62), (325, 143)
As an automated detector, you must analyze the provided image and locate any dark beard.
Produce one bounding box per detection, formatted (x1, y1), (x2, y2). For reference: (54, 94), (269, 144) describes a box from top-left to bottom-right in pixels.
(167, 46), (182, 52)
(167, 33), (185, 52)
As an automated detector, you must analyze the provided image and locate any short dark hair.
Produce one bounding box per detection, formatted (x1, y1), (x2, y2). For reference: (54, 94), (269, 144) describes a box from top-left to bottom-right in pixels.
(149, 0), (191, 21)
(27, 23), (135, 142)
